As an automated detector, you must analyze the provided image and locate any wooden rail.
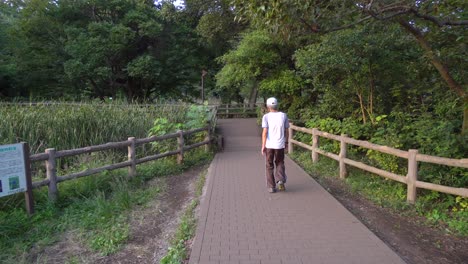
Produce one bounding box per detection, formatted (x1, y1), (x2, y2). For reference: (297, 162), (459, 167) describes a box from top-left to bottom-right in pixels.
(288, 124), (468, 203)
(216, 104), (259, 118)
(27, 107), (218, 204)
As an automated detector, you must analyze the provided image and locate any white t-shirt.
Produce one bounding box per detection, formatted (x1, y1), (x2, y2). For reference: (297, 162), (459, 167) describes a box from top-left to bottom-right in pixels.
(262, 112), (289, 149)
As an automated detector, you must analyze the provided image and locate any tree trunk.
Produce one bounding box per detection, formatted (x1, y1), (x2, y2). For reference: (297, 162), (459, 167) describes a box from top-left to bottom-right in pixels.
(88, 78), (103, 100)
(368, 61), (374, 116)
(248, 82), (258, 109)
(463, 98), (468, 135)
(398, 19), (467, 134)
(357, 90), (367, 124)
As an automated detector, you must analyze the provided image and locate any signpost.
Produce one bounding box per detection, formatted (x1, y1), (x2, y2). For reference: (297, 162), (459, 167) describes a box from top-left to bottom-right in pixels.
(201, 69), (207, 102)
(0, 143), (34, 214)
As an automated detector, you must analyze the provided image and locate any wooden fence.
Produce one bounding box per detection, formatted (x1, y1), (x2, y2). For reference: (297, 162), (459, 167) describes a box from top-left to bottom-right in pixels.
(27, 107), (218, 205)
(288, 123), (468, 203)
(216, 104), (259, 118)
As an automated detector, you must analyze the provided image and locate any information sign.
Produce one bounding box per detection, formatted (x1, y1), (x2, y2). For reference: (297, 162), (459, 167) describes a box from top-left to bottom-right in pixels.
(0, 143), (27, 197)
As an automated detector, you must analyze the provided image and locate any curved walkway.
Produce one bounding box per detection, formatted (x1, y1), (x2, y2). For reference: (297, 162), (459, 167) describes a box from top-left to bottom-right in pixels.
(189, 119), (405, 264)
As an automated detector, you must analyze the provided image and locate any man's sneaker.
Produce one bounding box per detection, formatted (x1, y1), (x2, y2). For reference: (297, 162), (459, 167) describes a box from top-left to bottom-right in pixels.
(268, 187), (276, 193)
(277, 181), (285, 191)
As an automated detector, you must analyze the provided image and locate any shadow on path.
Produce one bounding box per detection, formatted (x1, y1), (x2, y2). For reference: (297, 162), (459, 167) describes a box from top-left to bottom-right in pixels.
(190, 118), (405, 264)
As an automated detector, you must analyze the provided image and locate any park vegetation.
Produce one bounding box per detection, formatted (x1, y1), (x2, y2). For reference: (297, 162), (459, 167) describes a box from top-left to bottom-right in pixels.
(0, 0), (466, 260)
(0, 102), (213, 262)
(223, 0), (467, 236)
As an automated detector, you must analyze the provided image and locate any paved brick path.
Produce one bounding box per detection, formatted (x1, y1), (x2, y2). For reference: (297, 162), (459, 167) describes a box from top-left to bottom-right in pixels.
(189, 119), (405, 264)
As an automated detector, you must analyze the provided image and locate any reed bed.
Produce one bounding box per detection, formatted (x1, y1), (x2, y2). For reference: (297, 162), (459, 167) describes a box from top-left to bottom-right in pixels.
(0, 102), (191, 154)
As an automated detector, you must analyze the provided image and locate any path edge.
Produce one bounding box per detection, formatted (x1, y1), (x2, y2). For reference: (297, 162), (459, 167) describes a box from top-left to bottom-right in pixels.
(188, 154), (219, 264)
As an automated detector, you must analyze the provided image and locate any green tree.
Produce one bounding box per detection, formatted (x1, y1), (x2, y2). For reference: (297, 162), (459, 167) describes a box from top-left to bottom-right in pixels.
(215, 30), (281, 106)
(231, 0), (468, 133)
(6, 0), (67, 98)
(294, 23), (436, 123)
(0, 1), (18, 98)
(0, 0), (220, 101)
(62, 0), (166, 101)
(180, 0), (247, 101)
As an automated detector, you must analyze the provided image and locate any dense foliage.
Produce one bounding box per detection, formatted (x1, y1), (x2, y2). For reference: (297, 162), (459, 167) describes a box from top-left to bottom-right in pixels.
(0, 0), (243, 101)
(227, 0), (467, 133)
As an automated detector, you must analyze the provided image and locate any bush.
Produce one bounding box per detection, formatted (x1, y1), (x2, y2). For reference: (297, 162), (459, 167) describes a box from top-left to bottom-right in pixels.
(300, 112), (466, 188)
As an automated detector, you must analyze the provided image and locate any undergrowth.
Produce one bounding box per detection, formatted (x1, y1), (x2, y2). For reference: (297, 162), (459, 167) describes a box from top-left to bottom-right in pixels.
(0, 149), (213, 263)
(290, 150), (468, 236)
(160, 167), (207, 264)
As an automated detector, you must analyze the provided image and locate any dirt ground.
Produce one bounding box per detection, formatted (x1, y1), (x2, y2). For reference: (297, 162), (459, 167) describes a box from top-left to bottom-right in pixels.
(30, 165), (206, 264)
(312, 175), (468, 264)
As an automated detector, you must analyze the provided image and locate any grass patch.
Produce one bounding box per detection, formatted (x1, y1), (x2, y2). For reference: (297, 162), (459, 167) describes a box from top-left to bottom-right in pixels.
(160, 167), (208, 264)
(290, 150), (468, 236)
(0, 149), (214, 263)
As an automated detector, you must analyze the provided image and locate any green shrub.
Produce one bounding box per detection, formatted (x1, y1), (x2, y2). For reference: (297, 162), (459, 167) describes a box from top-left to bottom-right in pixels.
(291, 110), (467, 235)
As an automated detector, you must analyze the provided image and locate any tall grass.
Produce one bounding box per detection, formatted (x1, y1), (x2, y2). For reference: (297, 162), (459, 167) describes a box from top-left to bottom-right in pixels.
(0, 102), (191, 154)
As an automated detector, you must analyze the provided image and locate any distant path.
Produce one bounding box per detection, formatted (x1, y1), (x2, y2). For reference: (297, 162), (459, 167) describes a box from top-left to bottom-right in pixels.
(189, 118), (405, 264)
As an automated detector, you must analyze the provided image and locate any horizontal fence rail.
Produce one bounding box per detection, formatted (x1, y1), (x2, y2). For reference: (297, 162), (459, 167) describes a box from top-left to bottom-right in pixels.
(23, 108), (218, 209)
(216, 104), (259, 118)
(288, 124), (468, 203)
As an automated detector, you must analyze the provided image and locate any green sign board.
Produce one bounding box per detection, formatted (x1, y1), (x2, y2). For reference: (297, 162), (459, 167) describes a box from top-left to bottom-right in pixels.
(0, 143), (27, 197)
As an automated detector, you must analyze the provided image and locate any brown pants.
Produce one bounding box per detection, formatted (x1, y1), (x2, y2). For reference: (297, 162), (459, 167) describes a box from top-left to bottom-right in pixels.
(265, 148), (287, 188)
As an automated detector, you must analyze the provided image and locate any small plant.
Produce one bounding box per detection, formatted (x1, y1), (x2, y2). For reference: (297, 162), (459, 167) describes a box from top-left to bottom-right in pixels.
(160, 202), (197, 264)
(159, 168), (208, 264)
(452, 196), (468, 212)
(89, 221), (129, 255)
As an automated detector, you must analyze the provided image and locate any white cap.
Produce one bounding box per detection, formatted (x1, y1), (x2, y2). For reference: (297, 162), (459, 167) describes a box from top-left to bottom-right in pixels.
(266, 97), (278, 107)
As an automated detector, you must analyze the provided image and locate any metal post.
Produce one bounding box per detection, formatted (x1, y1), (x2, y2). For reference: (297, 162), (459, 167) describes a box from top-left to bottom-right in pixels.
(201, 69), (207, 103)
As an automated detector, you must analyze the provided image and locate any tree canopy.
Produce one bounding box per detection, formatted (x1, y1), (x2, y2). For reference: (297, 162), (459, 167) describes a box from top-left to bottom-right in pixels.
(0, 0), (235, 101)
(227, 0), (467, 133)
(0, 0), (466, 134)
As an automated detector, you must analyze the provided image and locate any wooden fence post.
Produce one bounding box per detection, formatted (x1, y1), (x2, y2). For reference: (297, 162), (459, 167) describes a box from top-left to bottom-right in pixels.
(312, 128), (319, 163)
(128, 137), (136, 177)
(45, 148), (58, 202)
(407, 149), (419, 204)
(288, 123), (293, 154)
(177, 130), (184, 164)
(205, 122), (211, 152)
(339, 134), (348, 179)
(22, 143), (34, 215)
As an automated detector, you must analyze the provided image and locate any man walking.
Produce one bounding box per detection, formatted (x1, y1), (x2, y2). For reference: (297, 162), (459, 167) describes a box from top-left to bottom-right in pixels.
(261, 97), (289, 193)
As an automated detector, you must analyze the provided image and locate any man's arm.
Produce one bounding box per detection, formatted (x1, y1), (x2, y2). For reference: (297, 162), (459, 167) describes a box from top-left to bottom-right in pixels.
(261, 128), (268, 155)
(284, 128), (289, 152)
